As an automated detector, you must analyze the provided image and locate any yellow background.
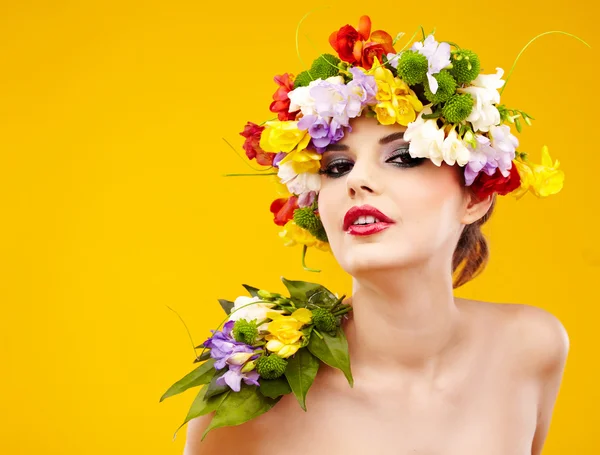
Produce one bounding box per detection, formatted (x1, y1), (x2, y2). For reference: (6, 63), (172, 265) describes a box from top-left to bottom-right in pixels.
(0, 1), (598, 453)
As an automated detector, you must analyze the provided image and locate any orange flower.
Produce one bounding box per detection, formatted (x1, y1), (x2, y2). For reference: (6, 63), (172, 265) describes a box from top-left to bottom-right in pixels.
(329, 15), (395, 70)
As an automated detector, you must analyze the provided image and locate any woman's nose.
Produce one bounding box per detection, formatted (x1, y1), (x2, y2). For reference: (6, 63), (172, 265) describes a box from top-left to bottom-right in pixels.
(346, 159), (378, 198)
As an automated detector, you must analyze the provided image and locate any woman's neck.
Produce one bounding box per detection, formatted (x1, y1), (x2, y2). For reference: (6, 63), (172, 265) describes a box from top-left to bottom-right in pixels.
(343, 265), (467, 376)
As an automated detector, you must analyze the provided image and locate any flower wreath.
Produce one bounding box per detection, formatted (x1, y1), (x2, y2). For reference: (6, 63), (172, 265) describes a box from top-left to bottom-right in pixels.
(237, 15), (589, 271)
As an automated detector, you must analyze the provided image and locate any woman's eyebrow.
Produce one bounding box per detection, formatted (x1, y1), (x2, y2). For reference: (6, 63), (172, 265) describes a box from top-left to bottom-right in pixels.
(379, 131), (406, 144)
(322, 131), (406, 153)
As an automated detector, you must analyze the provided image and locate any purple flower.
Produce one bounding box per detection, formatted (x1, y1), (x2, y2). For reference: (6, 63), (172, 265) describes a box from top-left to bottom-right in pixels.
(203, 320), (255, 370)
(216, 364), (260, 392)
(347, 67), (377, 106)
(273, 152), (286, 168)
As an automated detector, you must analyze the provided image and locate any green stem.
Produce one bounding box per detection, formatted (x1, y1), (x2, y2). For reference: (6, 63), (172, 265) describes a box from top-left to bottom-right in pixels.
(500, 30), (591, 96)
(313, 328), (324, 339)
(332, 307), (353, 317)
(301, 244), (321, 273)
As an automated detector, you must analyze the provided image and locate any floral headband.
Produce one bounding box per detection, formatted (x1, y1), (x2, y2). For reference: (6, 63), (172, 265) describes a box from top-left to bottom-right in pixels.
(237, 16), (588, 271)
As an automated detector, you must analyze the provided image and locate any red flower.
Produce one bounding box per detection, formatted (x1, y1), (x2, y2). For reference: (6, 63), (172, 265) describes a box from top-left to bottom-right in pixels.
(329, 16), (395, 69)
(469, 163), (522, 200)
(269, 73), (299, 121)
(239, 122), (276, 166)
(270, 196), (299, 226)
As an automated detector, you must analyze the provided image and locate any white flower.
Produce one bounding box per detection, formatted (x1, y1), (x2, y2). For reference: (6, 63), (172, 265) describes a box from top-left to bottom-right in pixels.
(411, 35), (451, 94)
(277, 162), (321, 195)
(228, 296), (275, 330)
(386, 51), (402, 69)
(458, 68), (505, 132)
(288, 85), (315, 116)
(287, 76), (345, 117)
(404, 106), (445, 166)
(441, 129), (471, 166)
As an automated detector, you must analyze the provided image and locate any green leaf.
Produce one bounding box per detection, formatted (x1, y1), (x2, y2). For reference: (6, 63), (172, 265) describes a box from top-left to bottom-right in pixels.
(284, 348), (320, 411)
(259, 377), (292, 399)
(160, 359), (217, 402)
(202, 384), (281, 441)
(242, 284), (260, 297)
(218, 299), (234, 315)
(192, 349), (211, 362)
(205, 370), (229, 399)
(308, 328), (353, 387)
(280, 277), (338, 309)
(172, 385), (230, 439)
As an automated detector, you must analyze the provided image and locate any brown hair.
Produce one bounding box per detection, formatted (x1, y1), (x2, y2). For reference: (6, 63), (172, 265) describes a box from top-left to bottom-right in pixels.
(451, 192), (497, 289)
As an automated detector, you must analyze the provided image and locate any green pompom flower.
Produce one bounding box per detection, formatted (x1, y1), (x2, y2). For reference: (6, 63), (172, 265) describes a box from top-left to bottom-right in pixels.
(397, 50), (428, 85)
(442, 94), (474, 123)
(311, 308), (337, 332)
(293, 208), (328, 242)
(293, 207), (321, 233)
(256, 354), (288, 379)
(294, 70), (315, 89)
(424, 70), (457, 104)
(310, 54), (341, 80)
(449, 49), (480, 84)
(232, 319), (259, 345)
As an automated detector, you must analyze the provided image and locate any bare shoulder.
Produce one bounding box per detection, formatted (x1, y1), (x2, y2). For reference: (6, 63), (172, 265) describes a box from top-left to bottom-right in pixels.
(464, 298), (570, 377)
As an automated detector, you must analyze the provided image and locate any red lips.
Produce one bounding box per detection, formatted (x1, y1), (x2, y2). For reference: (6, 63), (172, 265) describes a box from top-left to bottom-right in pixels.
(343, 205), (395, 231)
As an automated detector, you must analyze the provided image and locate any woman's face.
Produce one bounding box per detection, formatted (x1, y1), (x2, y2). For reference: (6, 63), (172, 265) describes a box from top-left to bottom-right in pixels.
(317, 116), (471, 275)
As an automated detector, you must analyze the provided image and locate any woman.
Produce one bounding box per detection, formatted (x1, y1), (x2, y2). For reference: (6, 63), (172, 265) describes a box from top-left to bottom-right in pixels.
(182, 16), (569, 455)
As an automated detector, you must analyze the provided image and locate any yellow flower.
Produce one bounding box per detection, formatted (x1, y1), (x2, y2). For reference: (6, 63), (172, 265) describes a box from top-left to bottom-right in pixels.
(512, 146), (565, 199)
(394, 95), (422, 125)
(278, 221), (331, 252)
(370, 57), (423, 127)
(278, 146), (322, 174)
(374, 101), (396, 125)
(259, 120), (311, 153)
(265, 308), (313, 358)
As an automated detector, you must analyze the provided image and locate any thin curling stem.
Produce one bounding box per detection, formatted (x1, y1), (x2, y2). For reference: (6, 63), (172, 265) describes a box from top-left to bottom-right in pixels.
(166, 305), (197, 358)
(295, 6), (331, 69)
(301, 244), (321, 273)
(222, 137), (271, 172)
(500, 30), (591, 96)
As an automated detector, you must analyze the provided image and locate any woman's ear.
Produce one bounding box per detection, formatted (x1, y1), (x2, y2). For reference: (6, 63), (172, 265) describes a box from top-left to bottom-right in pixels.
(460, 191), (494, 225)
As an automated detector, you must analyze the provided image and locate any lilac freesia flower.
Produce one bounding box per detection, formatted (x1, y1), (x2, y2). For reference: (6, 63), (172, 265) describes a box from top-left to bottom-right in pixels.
(272, 152), (287, 168)
(347, 67), (377, 105)
(410, 34), (451, 94)
(202, 320), (255, 370)
(463, 134), (514, 186)
(216, 364), (260, 392)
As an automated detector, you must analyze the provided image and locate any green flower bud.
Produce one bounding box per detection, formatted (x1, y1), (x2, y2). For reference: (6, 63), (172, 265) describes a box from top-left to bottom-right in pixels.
(294, 70), (314, 89)
(256, 354), (288, 379)
(241, 360), (257, 373)
(232, 319), (259, 345)
(310, 53), (341, 80)
(311, 308), (337, 332)
(423, 70), (457, 104)
(449, 49), (480, 84)
(397, 50), (428, 85)
(257, 289), (274, 300)
(442, 93), (474, 124)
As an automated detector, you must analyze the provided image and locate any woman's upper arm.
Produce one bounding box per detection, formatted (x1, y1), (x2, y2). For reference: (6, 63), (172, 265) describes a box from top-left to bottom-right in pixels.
(183, 414), (220, 455)
(516, 305), (570, 455)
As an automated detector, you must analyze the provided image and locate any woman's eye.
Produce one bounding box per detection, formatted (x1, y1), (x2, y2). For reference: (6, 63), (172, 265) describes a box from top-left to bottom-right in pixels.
(318, 148), (425, 178)
(318, 160), (353, 178)
(386, 149), (424, 167)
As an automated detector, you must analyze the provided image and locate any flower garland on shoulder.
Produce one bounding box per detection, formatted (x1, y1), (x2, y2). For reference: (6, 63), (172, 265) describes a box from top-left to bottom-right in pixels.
(161, 278), (352, 441)
(237, 15), (588, 270)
